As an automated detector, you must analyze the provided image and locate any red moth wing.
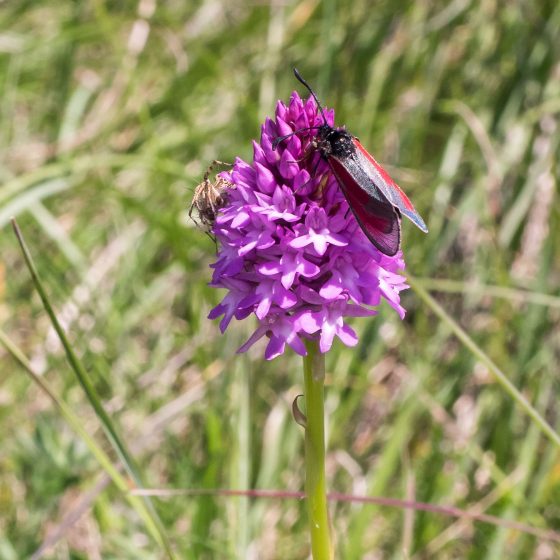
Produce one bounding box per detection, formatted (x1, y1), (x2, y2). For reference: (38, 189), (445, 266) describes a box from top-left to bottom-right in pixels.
(353, 139), (428, 233)
(328, 156), (401, 256)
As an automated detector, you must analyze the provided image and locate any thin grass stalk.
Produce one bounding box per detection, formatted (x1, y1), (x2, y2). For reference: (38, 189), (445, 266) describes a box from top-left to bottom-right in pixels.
(408, 276), (560, 450)
(0, 327), (173, 557)
(11, 218), (176, 559)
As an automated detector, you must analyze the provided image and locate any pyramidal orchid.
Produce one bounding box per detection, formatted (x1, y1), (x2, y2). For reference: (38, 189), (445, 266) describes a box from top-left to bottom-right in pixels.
(208, 92), (409, 360)
(197, 86), (416, 560)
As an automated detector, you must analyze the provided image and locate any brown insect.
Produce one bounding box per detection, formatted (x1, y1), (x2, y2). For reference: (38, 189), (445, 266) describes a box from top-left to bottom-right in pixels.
(189, 160), (233, 231)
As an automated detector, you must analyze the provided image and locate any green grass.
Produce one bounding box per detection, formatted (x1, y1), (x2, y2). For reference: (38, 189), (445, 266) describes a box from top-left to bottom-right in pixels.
(1, 1), (560, 558)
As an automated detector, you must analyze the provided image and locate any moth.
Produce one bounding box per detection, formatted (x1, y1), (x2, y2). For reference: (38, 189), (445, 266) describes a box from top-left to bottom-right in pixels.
(274, 69), (428, 256)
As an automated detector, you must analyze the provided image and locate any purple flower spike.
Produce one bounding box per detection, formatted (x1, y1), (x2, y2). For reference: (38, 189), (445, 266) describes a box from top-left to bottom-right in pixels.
(208, 92), (409, 359)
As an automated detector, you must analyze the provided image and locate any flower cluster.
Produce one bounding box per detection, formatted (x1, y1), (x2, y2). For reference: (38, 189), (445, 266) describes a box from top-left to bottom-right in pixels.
(208, 92), (408, 359)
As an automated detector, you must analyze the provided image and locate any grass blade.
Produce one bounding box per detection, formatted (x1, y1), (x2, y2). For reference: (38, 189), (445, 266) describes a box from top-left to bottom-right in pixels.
(408, 275), (560, 450)
(412, 277), (560, 309)
(10, 218), (176, 559)
(0, 328), (170, 556)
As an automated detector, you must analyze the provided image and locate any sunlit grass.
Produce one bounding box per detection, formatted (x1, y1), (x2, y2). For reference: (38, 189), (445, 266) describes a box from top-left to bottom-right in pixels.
(1, 1), (559, 559)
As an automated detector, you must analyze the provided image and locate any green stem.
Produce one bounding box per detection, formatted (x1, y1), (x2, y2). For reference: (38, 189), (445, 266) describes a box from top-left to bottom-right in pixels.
(303, 340), (334, 560)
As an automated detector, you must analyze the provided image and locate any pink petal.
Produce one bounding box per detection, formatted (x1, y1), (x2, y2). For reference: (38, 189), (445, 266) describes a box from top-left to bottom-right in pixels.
(257, 262), (282, 276)
(256, 297), (272, 319)
(265, 336), (285, 360)
(279, 148), (299, 179)
(319, 322), (336, 353)
(287, 334), (307, 356)
(238, 327), (267, 354)
(319, 279), (342, 299)
(297, 311), (321, 334)
(336, 323), (358, 347)
(254, 162), (276, 194)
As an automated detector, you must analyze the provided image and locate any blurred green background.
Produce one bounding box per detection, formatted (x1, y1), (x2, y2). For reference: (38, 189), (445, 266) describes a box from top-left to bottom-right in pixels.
(1, 1), (559, 558)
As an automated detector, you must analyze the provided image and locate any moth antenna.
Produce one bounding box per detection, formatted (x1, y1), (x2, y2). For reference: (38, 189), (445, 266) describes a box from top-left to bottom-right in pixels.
(272, 126), (321, 149)
(293, 67), (328, 125)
